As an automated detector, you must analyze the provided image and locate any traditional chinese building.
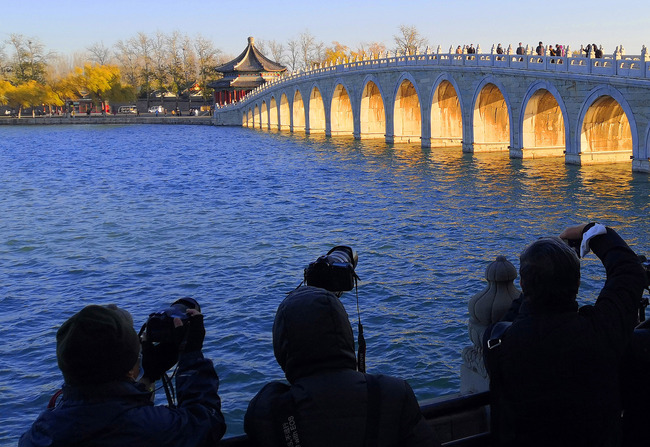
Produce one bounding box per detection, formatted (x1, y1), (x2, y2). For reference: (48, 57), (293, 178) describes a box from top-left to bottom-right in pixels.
(209, 37), (287, 106)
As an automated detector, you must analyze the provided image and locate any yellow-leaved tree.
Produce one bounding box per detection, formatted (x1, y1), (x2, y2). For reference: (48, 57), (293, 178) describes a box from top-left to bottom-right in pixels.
(46, 75), (77, 114)
(323, 42), (350, 66)
(2, 80), (54, 118)
(0, 80), (15, 108)
(72, 64), (135, 112)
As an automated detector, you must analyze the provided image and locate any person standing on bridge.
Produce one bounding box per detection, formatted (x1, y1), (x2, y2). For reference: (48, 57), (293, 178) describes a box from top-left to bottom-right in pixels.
(516, 42), (525, 55)
(595, 44), (604, 58)
(484, 223), (646, 447)
(536, 41), (545, 56)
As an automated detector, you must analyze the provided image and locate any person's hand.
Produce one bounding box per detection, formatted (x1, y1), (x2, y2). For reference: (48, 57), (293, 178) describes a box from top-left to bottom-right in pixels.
(559, 224), (589, 242)
(183, 309), (205, 353)
(140, 318), (184, 382)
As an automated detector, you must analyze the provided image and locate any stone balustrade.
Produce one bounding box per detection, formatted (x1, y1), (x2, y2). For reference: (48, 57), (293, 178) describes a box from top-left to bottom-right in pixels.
(461, 256), (520, 393)
(219, 49), (650, 110)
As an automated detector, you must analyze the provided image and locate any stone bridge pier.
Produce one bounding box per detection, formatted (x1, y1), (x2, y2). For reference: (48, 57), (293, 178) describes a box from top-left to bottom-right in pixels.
(214, 52), (650, 173)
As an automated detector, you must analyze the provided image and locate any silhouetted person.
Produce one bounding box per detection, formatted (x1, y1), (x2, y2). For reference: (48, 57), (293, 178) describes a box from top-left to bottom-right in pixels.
(245, 286), (439, 447)
(484, 223), (645, 447)
(20, 303), (226, 447)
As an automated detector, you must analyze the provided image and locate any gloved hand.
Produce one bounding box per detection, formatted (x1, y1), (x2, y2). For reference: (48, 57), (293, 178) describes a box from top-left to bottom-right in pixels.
(183, 313), (205, 353)
(141, 340), (179, 382)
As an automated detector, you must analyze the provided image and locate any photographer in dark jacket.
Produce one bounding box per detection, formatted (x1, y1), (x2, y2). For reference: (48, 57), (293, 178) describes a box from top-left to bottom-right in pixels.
(20, 303), (226, 447)
(244, 286), (438, 447)
(484, 223), (646, 447)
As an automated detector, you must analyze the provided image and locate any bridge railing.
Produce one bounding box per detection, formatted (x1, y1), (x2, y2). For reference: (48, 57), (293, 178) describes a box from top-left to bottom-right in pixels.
(214, 391), (491, 447)
(218, 52), (650, 110)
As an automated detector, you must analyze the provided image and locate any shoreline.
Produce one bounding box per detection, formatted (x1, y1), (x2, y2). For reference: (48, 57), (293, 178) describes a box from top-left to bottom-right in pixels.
(0, 115), (214, 126)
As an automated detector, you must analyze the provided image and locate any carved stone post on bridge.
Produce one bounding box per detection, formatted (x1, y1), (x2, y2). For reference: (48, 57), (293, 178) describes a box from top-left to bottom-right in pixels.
(461, 256), (520, 393)
(615, 46), (622, 60)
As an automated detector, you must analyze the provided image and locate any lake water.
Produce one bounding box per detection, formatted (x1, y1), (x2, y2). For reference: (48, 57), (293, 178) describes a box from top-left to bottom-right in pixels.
(1, 124), (649, 443)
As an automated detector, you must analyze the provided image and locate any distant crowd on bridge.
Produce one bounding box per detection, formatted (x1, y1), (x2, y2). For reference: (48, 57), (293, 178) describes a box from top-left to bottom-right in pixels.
(456, 41), (607, 59)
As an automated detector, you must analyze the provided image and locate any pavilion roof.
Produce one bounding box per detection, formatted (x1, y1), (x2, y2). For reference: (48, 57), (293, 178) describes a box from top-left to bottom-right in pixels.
(216, 37), (286, 74)
(207, 77), (266, 90)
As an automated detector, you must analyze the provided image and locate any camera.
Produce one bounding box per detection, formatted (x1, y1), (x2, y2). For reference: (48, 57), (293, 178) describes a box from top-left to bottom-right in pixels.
(144, 297), (200, 344)
(304, 246), (359, 293)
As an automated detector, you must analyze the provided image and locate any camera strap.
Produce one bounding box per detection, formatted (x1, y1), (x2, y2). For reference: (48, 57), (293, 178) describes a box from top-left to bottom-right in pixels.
(355, 281), (366, 373)
(161, 373), (177, 408)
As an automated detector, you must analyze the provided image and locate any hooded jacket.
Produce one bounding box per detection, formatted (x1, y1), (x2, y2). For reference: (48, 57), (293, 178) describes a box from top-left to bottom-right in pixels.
(19, 351), (226, 447)
(484, 228), (646, 447)
(244, 286), (437, 447)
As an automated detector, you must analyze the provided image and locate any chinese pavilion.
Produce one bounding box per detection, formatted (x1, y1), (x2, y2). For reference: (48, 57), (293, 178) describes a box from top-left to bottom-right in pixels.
(209, 37), (287, 106)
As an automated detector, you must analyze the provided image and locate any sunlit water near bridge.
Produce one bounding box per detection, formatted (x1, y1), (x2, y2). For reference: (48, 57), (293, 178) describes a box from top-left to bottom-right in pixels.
(1, 124), (649, 443)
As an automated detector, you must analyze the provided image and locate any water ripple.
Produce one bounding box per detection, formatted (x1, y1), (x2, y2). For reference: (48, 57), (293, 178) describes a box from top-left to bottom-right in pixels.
(0, 125), (648, 442)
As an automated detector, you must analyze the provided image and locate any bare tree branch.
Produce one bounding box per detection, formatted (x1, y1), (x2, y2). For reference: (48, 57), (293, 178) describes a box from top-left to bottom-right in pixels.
(87, 41), (112, 65)
(286, 38), (299, 72)
(268, 40), (285, 66)
(393, 25), (428, 55)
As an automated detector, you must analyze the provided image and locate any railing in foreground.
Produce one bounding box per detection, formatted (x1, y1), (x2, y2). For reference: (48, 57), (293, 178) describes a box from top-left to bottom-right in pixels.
(215, 391), (491, 447)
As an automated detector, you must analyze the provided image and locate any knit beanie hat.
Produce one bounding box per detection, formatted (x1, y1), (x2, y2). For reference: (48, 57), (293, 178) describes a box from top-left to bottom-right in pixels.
(56, 304), (141, 385)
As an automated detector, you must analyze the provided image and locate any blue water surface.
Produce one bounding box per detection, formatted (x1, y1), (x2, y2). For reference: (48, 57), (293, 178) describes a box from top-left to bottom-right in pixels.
(0, 124), (649, 444)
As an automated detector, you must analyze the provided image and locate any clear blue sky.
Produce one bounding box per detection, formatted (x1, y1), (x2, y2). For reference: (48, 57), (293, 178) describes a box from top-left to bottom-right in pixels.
(2, 0), (649, 58)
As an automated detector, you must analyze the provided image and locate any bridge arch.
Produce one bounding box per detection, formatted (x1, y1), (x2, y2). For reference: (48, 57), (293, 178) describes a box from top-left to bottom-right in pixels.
(279, 92), (291, 131)
(260, 101), (268, 129)
(471, 76), (512, 151)
(292, 89), (306, 132)
(253, 105), (260, 129)
(330, 81), (354, 136)
(246, 107), (253, 128)
(393, 73), (423, 143)
(359, 75), (387, 140)
(429, 74), (463, 147)
(575, 86), (636, 164)
(269, 97), (278, 130)
(519, 81), (568, 158)
(308, 85), (326, 134)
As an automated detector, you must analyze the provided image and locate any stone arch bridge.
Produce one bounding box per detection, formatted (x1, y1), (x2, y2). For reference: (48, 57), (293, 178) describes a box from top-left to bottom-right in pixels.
(213, 51), (650, 173)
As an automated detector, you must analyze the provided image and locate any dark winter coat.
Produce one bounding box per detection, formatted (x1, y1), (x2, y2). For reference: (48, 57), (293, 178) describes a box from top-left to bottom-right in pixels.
(19, 351), (226, 447)
(244, 286), (437, 447)
(484, 228), (646, 447)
